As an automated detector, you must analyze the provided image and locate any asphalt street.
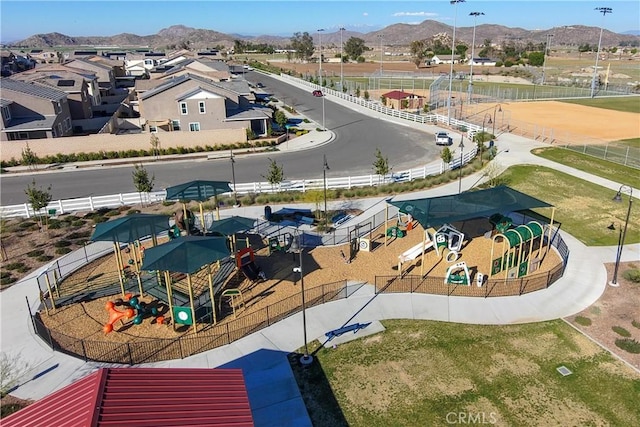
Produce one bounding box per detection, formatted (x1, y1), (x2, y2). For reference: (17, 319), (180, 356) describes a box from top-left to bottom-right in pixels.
(0, 72), (439, 205)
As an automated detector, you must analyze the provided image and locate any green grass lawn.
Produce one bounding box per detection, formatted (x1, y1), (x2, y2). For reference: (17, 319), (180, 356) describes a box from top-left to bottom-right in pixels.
(291, 319), (640, 427)
(559, 97), (640, 114)
(531, 147), (640, 189)
(495, 165), (639, 246)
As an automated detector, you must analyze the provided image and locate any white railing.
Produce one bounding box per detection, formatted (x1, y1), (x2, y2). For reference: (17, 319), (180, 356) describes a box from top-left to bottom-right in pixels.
(1, 148), (477, 219)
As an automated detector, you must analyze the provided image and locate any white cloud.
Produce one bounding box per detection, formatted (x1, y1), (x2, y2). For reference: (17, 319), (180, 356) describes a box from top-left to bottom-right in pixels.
(363, 12), (368, 16)
(393, 12), (438, 17)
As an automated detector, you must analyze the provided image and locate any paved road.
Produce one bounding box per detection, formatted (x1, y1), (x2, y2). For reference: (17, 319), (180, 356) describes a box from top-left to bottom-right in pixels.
(0, 72), (439, 205)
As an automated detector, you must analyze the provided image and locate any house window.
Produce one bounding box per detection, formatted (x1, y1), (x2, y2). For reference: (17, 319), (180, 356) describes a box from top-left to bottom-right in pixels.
(149, 125), (158, 133)
(189, 122), (200, 132)
(171, 120), (181, 131)
(1, 106), (10, 121)
(198, 101), (206, 114)
(180, 102), (188, 115)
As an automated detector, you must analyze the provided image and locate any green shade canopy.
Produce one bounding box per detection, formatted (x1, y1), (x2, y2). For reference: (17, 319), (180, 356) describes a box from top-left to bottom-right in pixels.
(207, 216), (256, 236)
(90, 214), (171, 243)
(141, 236), (230, 274)
(165, 180), (232, 202)
(389, 186), (553, 230)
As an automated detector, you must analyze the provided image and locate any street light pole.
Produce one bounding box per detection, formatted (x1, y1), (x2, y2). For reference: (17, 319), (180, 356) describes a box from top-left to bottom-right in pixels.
(377, 34), (384, 89)
(609, 185), (633, 287)
(481, 113), (492, 166)
(492, 103), (502, 136)
(447, 0), (466, 125)
(468, 11), (484, 103)
(230, 149), (238, 206)
(318, 28), (325, 130)
(339, 27), (345, 91)
(591, 7), (613, 98)
(290, 230), (312, 365)
(323, 155), (330, 226)
(458, 136), (465, 194)
(541, 33), (554, 85)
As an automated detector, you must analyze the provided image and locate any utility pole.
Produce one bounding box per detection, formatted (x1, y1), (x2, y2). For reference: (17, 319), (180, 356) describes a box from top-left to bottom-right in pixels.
(339, 27), (345, 91)
(591, 7), (612, 98)
(468, 11), (484, 103)
(447, 0), (466, 125)
(541, 33), (554, 85)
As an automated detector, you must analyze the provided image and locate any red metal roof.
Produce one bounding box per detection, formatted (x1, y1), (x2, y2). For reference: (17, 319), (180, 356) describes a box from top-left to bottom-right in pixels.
(382, 90), (423, 100)
(2, 368), (254, 427)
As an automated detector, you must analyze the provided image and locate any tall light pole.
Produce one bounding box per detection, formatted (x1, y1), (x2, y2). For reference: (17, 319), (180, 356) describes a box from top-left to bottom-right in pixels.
(457, 135), (465, 194)
(317, 28), (325, 130)
(467, 11), (484, 103)
(323, 155), (329, 226)
(230, 149), (238, 206)
(591, 7), (613, 98)
(541, 33), (554, 85)
(447, 0), (466, 125)
(377, 34), (384, 89)
(481, 113), (492, 166)
(492, 103), (502, 136)
(609, 185), (633, 287)
(339, 27), (345, 91)
(289, 230), (312, 365)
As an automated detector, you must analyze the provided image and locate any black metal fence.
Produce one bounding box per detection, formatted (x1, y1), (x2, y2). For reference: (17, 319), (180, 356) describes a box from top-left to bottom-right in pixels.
(32, 280), (351, 365)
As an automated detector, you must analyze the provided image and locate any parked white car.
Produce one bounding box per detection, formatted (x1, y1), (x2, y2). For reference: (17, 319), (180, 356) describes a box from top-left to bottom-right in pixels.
(435, 132), (452, 146)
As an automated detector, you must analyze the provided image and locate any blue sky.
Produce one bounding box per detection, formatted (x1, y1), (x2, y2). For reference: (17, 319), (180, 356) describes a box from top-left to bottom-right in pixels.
(1, 0), (638, 42)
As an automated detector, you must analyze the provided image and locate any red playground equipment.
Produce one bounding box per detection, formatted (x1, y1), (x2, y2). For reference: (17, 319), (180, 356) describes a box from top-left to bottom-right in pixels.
(103, 300), (135, 334)
(103, 293), (163, 334)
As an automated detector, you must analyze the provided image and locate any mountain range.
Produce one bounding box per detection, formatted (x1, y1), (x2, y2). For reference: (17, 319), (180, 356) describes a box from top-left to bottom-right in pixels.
(8, 20), (639, 50)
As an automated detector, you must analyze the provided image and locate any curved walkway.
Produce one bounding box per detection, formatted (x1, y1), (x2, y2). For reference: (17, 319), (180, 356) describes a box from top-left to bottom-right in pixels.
(2, 92), (639, 426)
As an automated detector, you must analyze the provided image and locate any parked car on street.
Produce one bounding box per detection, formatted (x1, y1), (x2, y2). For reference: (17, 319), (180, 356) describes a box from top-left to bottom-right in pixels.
(435, 132), (452, 146)
(312, 90), (323, 97)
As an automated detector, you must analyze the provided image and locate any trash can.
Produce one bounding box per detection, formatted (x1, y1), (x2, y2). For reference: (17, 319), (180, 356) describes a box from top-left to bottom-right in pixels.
(264, 205), (272, 221)
(488, 140), (494, 148)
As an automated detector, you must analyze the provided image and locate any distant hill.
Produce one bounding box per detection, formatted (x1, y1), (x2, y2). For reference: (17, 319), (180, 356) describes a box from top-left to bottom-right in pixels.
(8, 21), (639, 50)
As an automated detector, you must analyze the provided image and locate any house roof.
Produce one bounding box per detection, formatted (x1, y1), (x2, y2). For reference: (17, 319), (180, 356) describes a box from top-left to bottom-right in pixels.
(0, 98), (14, 107)
(433, 54), (461, 60)
(0, 115), (57, 132)
(1, 78), (67, 101)
(382, 90), (423, 100)
(66, 57), (112, 71)
(2, 368), (254, 427)
(140, 73), (249, 101)
(225, 105), (273, 121)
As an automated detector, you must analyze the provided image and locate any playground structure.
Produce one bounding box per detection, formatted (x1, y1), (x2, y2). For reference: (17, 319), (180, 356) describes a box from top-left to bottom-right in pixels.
(490, 220), (547, 279)
(236, 247), (266, 283)
(397, 224), (465, 275)
(103, 293), (163, 334)
(444, 262), (471, 286)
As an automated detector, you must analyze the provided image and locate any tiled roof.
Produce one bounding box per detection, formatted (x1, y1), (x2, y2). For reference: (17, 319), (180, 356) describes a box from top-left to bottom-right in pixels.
(1, 78), (67, 101)
(0, 115), (57, 131)
(2, 368), (254, 427)
(0, 97), (14, 108)
(382, 90), (423, 100)
(67, 57), (112, 71)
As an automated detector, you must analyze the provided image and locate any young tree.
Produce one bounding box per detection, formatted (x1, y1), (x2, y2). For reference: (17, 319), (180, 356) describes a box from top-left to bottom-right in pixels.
(441, 147), (453, 164)
(380, 95), (387, 106)
(149, 133), (161, 159)
(0, 351), (30, 396)
(304, 189), (324, 219)
(24, 179), (52, 231)
(132, 163), (155, 207)
(363, 90), (370, 101)
(528, 51), (545, 67)
(373, 148), (390, 183)
(21, 143), (39, 169)
(344, 37), (367, 61)
(263, 157), (284, 191)
(355, 87), (361, 98)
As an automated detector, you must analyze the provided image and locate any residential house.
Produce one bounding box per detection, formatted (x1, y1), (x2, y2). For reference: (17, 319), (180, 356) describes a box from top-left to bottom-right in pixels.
(138, 73), (270, 136)
(63, 57), (117, 96)
(430, 55), (462, 65)
(12, 68), (94, 120)
(18, 63), (102, 107)
(381, 90), (425, 110)
(29, 49), (59, 64)
(0, 79), (73, 141)
(162, 58), (231, 81)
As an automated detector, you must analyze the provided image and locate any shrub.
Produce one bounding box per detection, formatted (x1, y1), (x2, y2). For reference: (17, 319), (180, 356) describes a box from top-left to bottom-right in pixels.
(55, 247), (73, 255)
(36, 254), (54, 262)
(105, 210), (120, 217)
(67, 231), (90, 240)
(1, 276), (17, 286)
(632, 320), (640, 329)
(0, 271), (11, 279)
(118, 205), (131, 212)
(27, 249), (45, 257)
(18, 221), (37, 229)
(53, 240), (72, 248)
(126, 209), (141, 215)
(71, 220), (86, 227)
(612, 326), (632, 337)
(92, 216), (107, 224)
(615, 338), (640, 354)
(4, 262), (25, 271)
(574, 316), (592, 326)
(48, 220), (63, 229)
(622, 269), (640, 283)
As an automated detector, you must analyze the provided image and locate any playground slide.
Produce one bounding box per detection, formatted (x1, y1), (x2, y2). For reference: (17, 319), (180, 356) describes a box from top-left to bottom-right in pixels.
(241, 262), (265, 282)
(398, 240), (435, 263)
